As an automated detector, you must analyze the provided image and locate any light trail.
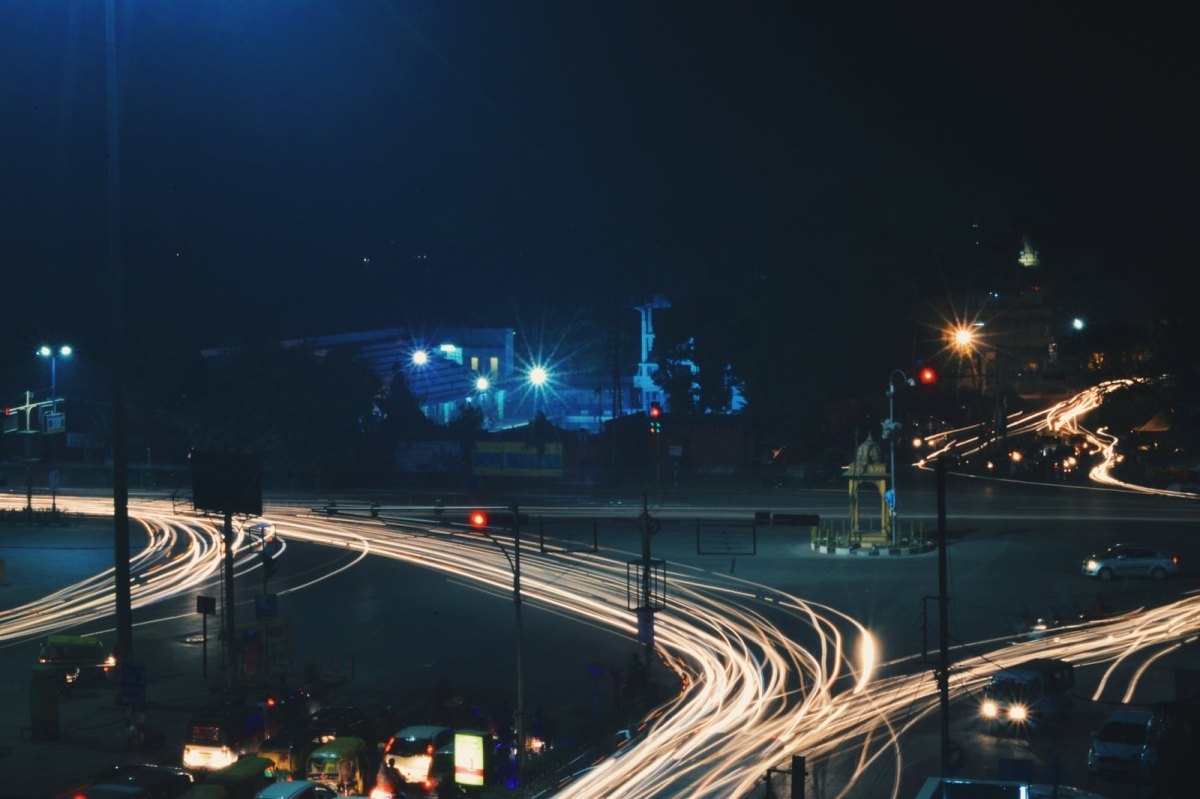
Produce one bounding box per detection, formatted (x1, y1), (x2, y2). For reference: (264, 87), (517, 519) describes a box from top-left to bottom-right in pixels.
(4, 373), (1197, 799)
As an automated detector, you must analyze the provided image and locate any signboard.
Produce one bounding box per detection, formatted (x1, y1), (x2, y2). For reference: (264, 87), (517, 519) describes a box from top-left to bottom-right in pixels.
(196, 595), (217, 615)
(43, 412), (66, 434)
(471, 441), (563, 478)
(668, 444), (683, 457)
(191, 451), (263, 515)
(454, 731), (487, 786)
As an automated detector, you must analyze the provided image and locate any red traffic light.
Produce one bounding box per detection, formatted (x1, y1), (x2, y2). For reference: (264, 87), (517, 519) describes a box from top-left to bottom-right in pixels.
(649, 401), (662, 418)
(918, 366), (937, 385)
(469, 511), (488, 527)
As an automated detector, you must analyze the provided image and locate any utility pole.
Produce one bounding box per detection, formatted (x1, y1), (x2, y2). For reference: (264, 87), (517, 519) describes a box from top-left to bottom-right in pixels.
(223, 511), (237, 687)
(936, 457), (951, 775)
(107, 0), (133, 666)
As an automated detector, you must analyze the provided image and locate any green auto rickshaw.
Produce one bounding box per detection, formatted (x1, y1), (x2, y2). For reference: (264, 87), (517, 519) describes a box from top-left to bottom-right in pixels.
(306, 736), (372, 795)
(203, 755), (273, 799)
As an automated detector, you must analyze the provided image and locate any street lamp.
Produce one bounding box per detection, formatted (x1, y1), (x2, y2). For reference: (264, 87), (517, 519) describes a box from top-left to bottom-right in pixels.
(527, 364), (549, 417)
(885, 369), (915, 549)
(38, 344), (72, 513)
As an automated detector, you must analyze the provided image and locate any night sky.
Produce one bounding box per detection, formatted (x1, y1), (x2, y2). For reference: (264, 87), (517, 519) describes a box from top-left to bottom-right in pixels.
(2, 2), (1195, 399)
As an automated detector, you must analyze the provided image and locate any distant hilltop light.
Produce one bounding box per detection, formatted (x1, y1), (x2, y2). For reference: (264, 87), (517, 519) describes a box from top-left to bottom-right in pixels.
(1073, 317), (1085, 330)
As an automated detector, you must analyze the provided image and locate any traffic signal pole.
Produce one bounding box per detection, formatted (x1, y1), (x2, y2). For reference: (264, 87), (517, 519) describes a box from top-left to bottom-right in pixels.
(512, 505), (527, 791)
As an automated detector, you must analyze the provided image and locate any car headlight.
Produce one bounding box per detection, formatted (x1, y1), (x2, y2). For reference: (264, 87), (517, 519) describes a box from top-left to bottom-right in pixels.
(1086, 559), (1098, 571)
(1008, 704), (1028, 721)
(981, 701), (998, 719)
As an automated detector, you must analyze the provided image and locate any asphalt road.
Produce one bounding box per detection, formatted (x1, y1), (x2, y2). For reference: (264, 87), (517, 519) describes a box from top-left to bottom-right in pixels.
(1, 473), (1197, 797)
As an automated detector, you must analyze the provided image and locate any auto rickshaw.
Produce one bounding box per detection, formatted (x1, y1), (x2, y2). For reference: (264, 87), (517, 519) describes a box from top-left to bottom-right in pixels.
(259, 727), (319, 782)
(306, 736), (372, 795)
(203, 755), (273, 799)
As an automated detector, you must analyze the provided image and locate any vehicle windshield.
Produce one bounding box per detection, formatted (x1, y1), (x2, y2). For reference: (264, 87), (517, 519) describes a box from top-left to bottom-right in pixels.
(1097, 721), (1146, 744)
(387, 737), (433, 757)
(188, 724), (226, 745)
(310, 753), (342, 774)
(984, 677), (1036, 701)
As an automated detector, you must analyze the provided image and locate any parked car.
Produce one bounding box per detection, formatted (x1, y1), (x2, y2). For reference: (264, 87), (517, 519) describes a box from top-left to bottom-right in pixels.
(979, 658), (1075, 730)
(1082, 544), (1179, 580)
(1087, 709), (1166, 779)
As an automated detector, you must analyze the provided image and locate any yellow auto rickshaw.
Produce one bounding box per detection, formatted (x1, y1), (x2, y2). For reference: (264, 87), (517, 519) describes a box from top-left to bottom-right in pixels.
(306, 735), (372, 795)
(259, 728), (318, 782)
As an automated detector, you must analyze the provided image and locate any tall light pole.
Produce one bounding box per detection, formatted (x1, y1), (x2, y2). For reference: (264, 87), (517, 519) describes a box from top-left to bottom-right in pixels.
(37, 345), (72, 514)
(885, 370), (914, 549)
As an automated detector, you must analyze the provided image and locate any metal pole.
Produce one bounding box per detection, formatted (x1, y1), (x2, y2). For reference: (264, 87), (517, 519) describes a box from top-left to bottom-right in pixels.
(512, 504), (526, 790)
(202, 613), (208, 679)
(49, 355), (57, 514)
(937, 457), (950, 775)
(224, 511), (237, 688)
(107, 0), (133, 667)
(888, 386), (897, 549)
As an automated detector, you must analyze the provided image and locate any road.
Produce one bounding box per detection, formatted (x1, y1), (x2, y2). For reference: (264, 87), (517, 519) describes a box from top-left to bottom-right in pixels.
(1, 388), (1198, 797)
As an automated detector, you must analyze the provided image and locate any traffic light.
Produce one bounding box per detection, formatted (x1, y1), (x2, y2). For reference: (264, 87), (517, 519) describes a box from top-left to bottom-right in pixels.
(469, 510), (488, 528)
(649, 401), (662, 418)
(917, 365), (937, 385)
(648, 401), (662, 434)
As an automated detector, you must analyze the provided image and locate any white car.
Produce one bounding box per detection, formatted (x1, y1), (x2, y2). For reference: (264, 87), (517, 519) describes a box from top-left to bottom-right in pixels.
(1081, 544), (1179, 580)
(381, 725), (454, 794)
(1087, 710), (1165, 778)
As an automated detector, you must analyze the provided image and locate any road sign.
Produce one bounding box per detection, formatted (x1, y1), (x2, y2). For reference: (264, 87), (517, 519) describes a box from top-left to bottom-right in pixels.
(44, 412), (66, 434)
(885, 489), (895, 509)
(196, 595), (217, 615)
(668, 444), (683, 457)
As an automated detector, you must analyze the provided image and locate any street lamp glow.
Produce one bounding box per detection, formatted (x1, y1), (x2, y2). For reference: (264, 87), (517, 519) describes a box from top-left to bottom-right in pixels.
(1072, 317), (1085, 331)
(952, 326), (974, 350)
(474, 376), (490, 392)
(528, 365), (549, 387)
(411, 349), (429, 366)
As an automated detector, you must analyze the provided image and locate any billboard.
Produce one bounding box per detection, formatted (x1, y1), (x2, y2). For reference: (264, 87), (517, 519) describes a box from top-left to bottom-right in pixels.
(191, 451), (263, 515)
(471, 441), (562, 477)
(454, 730), (487, 787)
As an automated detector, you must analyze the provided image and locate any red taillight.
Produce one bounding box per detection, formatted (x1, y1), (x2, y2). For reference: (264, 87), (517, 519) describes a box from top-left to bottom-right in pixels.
(423, 779), (434, 791)
(426, 743), (434, 756)
(385, 736), (395, 752)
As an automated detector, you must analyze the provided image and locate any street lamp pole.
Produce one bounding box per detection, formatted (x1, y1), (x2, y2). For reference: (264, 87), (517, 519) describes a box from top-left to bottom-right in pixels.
(885, 370), (914, 549)
(38, 345), (71, 514)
